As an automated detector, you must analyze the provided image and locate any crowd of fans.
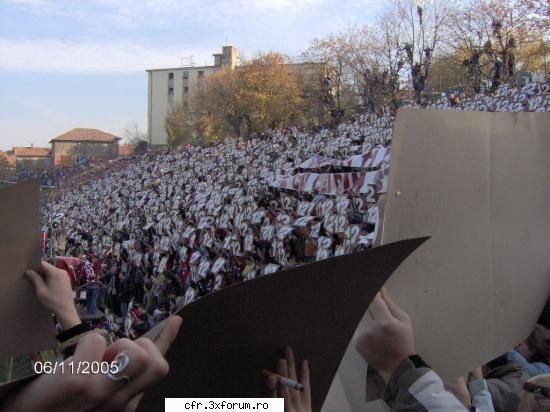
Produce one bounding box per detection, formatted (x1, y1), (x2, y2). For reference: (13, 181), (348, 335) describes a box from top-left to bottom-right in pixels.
(40, 81), (549, 329)
(4, 80), (547, 411)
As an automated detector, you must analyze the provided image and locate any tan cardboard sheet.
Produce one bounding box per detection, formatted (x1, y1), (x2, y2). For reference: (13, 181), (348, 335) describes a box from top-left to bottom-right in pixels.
(381, 109), (550, 379)
(0, 181), (57, 358)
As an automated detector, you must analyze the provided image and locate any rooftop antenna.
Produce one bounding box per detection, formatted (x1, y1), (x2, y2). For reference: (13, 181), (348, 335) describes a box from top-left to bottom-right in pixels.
(180, 56), (195, 67)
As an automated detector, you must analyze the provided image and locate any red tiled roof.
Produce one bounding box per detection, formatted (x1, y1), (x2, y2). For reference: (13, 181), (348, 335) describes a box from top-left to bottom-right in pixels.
(51, 128), (121, 143)
(14, 147), (51, 157)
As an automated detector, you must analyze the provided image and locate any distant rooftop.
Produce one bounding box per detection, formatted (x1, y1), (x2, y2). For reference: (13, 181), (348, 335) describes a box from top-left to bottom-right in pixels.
(51, 128), (121, 143)
(14, 146), (51, 157)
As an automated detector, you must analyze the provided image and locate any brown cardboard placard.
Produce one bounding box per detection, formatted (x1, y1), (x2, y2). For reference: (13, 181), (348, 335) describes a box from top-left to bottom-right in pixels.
(0, 180), (41, 289)
(0, 181), (57, 359)
(138, 237), (428, 412)
(381, 109), (550, 379)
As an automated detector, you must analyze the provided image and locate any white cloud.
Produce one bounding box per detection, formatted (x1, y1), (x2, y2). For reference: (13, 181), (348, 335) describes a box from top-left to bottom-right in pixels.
(238, 0), (324, 11)
(2, 0), (51, 5)
(0, 39), (217, 72)
(1, 0), (330, 30)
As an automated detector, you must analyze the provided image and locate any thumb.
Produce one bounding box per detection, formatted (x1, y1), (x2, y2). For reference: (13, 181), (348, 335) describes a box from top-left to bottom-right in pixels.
(25, 269), (48, 296)
(380, 287), (408, 321)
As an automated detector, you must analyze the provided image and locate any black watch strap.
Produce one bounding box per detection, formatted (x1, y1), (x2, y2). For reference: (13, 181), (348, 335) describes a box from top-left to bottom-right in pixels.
(408, 354), (430, 369)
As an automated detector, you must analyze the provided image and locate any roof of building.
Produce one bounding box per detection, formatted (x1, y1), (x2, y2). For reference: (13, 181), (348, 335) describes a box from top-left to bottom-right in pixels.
(51, 128), (121, 143)
(13, 146), (51, 157)
(146, 65), (218, 72)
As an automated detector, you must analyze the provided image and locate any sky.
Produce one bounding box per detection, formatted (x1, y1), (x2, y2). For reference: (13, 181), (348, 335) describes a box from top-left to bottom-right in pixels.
(0, 0), (386, 151)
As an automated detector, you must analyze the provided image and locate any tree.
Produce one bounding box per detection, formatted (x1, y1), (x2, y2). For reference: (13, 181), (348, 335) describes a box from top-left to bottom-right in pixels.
(192, 52), (303, 140)
(425, 52), (468, 93)
(383, 0), (452, 104)
(123, 121), (147, 145)
(304, 32), (356, 115)
(516, 38), (549, 75)
(239, 52), (303, 135)
(345, 24), (405, 111)
(164, 103), (195, 148)
(294, 61), (329, 126)
(193, 67), (244, 140)
(447, 0), (549, 91)
(0, 152), (11, 173)
(134, 140), (148, 154)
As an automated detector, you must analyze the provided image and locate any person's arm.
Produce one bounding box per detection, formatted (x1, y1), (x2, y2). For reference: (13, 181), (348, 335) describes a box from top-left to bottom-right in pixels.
(507, 349), (550, 376)
(468, 379), (495, 412)
(354, 289), (468, 411)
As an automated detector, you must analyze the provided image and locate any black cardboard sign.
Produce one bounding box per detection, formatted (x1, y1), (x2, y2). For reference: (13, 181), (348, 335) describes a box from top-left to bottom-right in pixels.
(139, 237), (428, 411)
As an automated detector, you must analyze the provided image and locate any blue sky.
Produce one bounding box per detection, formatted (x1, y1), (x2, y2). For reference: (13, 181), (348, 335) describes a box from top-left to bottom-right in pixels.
(0, 0), (385, 150)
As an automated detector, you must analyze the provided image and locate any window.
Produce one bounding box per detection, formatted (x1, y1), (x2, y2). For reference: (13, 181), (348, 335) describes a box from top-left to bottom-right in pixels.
(183, 86), (189, 93)
(198, 71), (204, 78)
(183, 71), (189, 79)
(168, 87), (174, 95)
(168, 72), (174, 79)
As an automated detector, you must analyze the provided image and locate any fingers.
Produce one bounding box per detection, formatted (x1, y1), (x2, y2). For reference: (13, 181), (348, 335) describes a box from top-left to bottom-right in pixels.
(366, 292), (392, 322)
(25, 269), (47, 295)
(106, 339), (169, 411)
(380, 288), (408, 321)
(277, 359), (290, 400)
(41, 260), (63, 278)
(266, 373), (278, 398)
(73, 333), (107, 363)
(153, 316), (182, 356)
(285, 347), (297, 381)
(301, 360), (311, 408)
(93, 337), (166, 411)
(102, 338), (134, 362)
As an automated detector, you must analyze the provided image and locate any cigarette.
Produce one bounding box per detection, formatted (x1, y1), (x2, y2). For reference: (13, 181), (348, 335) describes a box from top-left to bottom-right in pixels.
(262, 369), (305, 391)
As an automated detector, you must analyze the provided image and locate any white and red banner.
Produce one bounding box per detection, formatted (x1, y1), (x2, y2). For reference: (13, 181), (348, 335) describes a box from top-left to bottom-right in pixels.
(297, 147), (389, 170)
(271, 170), (387, 197)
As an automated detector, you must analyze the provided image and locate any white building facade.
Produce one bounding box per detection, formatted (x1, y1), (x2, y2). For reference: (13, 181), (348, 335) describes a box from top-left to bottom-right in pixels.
(146, 46), (237, 147)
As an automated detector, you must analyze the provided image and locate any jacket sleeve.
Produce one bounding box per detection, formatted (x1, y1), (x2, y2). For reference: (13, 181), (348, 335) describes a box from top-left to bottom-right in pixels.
(468, 379), (495, 412)
(507, 350), (550, 377)
(382, 356), (469, 411)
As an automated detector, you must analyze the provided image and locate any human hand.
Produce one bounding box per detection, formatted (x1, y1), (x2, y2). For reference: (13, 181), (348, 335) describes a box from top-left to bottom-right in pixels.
(25, 261), (80, 330)
(354, 288), (416, 383)
(445, 376), (470, 407)
(267, 347), (311, 412)
(468, 367), (483, 382)
(514, 342), (532, 359)
(2, 315), (182, 412)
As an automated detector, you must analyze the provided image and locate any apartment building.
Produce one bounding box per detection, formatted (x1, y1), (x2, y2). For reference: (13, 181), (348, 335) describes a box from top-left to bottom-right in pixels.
(146, 46), (237, 147)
